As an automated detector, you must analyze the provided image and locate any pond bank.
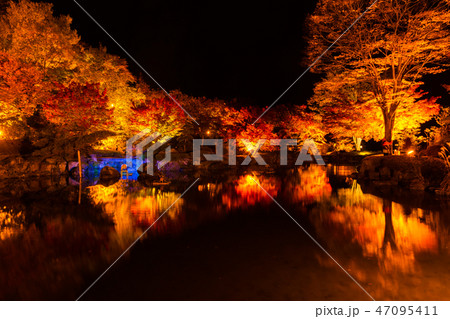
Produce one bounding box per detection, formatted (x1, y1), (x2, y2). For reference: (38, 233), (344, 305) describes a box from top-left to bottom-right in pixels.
(0, 155), (67, 179)
(0, 150), (369, 180)
(358, 155), (449, 194)
(4, 151), (449, 198)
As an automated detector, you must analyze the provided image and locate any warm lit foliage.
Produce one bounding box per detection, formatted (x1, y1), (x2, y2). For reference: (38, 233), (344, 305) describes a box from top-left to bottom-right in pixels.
(311, 72), (441, 145)
(0, 0), (143, 150)
(0, 0), (80, 123)
(215, 105), (278, 152)
(0, 52), (43, 118)
(0, 52), (45, 137)
(3, 0), (79, 70)
(75, 47), (145, 135)
(170, 93), (279, 152)
(277, 104), (325, 143)
(306, 0), (450, 143)
(310, 73), (383, 142)
(432, 84), (450, 143)
(2, 0), (449, 157)
(42, 82), (112, 135)
(177, 93), (239, 139)
(393, 87), (441, 140)
(130, 89), (186, 137)
(236, 122), (278, 152)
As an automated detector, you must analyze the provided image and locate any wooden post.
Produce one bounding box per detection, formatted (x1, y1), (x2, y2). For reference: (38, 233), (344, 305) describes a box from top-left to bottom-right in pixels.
(78, 150), (82, 204)
(78, 150), (82, 179)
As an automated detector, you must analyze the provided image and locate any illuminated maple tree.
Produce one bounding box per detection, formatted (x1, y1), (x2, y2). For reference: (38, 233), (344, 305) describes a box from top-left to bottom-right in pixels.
(236, 121), (278, 152)
(75, 47), (145, 136)
(0, 52), (45, 137)
(1, 0), (80, 83)
(0, 0), (144, 149)
(165, 93), (279, 152)
(275, 104), (325, 143)
(309, 72), (382, 150)
(0, 0), (81, 141)
(310, 71), (441, 150)
(305, 0), (450, 147)
(130, 89), (186, 138)
(176, 93), (235, 138)
(42, 82), (112, 135)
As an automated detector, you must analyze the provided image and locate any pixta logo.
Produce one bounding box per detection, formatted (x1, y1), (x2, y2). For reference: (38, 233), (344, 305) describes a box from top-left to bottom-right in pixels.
(126, 129), (172, 176)
(126, 130), (325, 176)
(192, 138), (325, 166)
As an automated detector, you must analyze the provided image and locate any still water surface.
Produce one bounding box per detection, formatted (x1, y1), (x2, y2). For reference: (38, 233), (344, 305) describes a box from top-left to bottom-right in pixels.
(1, 165), (449, 300)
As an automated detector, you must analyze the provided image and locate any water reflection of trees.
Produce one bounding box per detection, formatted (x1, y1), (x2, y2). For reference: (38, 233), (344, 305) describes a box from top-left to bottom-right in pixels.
(217, 166), (332, 210)
(1, 167), (449, 300)
(0, 206), (24, 240)
(325, 182), (443, 271)
(0, 182), (188, 300)
(88, 183), (185, 241)
(310, 180), (450, 299)
(283, 166), (332, 204)
(0, 187), (114, 300)
(220, 174), (280, 209)
(211, 167), (450, 300)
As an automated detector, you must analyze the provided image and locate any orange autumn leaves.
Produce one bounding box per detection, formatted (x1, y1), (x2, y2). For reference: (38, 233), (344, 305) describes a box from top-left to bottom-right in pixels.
(306, 0), (450, 143)
(42, 82), (111, 134)
(2, 0), (448, 149)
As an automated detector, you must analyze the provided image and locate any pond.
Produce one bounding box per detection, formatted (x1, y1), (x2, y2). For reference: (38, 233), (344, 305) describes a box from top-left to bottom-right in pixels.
(0, 165), (449, 300)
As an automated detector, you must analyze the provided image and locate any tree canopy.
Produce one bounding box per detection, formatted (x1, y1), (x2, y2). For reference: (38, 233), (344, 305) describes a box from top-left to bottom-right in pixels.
(1, 0), (449, 158)
(306, 0), (450, 146)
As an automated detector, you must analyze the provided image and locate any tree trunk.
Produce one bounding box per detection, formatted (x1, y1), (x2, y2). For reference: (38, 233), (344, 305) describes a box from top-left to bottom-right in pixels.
(353, 136), (362, 152)
(383, 111), (395, 155)
(384, 113), (394, 142)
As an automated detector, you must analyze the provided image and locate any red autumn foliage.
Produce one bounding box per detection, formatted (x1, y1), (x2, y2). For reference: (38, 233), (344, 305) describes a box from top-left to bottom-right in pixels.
(42, 82), (112, 134)
(130, 96), (186, 136)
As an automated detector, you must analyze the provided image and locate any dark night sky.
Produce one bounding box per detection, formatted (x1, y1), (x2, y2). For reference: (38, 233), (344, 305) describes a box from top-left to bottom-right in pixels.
(37, 1), (448, 107)
(41, 0), (319, 107)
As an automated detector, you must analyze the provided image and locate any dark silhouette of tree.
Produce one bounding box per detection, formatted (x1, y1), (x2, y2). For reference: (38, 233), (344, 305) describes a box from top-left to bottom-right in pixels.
(382, 199), (397, 251)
